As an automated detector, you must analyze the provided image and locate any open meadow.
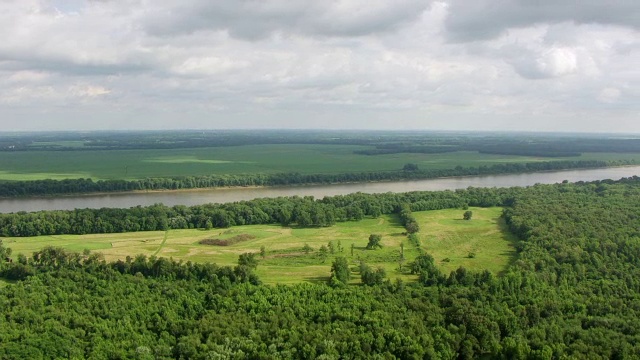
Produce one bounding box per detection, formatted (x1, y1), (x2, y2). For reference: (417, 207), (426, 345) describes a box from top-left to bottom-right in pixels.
(0, 143), (637, 181)
(4, 207), (516, 284)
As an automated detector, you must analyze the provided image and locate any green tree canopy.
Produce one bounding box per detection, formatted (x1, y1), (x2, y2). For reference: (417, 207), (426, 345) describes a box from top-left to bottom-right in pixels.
(366, 234), (383, 250)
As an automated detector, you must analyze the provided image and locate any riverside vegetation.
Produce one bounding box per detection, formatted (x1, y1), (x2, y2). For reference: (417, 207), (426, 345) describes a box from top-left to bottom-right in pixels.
(1, 130), (640, 197)
(1, 177), (640, 358)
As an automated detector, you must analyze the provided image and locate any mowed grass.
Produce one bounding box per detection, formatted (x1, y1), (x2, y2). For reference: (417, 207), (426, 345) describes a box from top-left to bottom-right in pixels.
(415, 207), (518, 274)
(0, 144), (636, 181)
(4, 208), (516, 284)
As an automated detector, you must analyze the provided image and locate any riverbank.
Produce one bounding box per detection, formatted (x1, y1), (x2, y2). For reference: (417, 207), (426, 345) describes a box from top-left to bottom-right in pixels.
(1, 165), (638, 213)
(2, 159), (637, 200)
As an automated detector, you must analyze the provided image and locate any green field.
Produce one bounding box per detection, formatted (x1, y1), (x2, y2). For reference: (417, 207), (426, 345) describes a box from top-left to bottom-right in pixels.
(414, 207), (518, 274)
(0, 144), (637, 181)
(4, 207), (516, 284)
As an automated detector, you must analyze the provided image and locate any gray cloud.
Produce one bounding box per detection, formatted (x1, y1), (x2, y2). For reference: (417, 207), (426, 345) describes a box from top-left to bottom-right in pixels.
(0, 0), (638, 133)
(142, 0), (431, 39)
(444, 0), (640, 42)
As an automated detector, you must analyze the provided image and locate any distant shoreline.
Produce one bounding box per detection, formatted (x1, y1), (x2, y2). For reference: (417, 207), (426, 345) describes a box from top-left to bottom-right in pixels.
(3, 163), (638, 200)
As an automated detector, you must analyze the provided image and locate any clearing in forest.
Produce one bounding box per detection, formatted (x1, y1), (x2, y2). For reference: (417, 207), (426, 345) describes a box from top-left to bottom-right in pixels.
(413, 207), (518, 274)
(5, 207), (517, 284)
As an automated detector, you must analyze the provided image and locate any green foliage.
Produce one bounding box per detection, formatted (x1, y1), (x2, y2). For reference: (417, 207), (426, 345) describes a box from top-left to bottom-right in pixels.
(318, 245), (328, 262)
(0, 240), (11, 272)
(366, 234), (383, 250)
(1, 178), (640, 358)
(399, 204), (420, 234)
(408, 233), (420, 248)
(360, 263), (386, 286)
(237, 252), (258, 270)
(329, 257), (350, 285)
(403, 163), (419, 171)
(302, 244), (313, 254)
(463, 210), (473, 220)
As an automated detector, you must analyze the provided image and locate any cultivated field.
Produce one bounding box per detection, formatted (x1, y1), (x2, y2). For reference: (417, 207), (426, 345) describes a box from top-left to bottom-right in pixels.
(0, 143), (636, 181)
(5, 207), (516, 284)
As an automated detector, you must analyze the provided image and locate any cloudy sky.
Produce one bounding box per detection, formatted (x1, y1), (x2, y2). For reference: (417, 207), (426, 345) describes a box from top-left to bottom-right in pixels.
(1, 0), (638, 133)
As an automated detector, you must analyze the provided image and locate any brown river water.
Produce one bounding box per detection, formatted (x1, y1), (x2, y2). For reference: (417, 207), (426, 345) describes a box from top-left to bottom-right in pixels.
(0, 166), (638, 213)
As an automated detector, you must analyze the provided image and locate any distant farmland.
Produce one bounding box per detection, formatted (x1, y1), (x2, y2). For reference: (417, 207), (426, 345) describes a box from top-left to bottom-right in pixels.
(0, 143), (637, 181)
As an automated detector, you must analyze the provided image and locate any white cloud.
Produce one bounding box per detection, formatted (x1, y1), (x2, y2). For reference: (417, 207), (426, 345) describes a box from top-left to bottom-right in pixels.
(71, 85), (111, 98)
(598, 87), (621, 103)
(0, 0), (637, 132)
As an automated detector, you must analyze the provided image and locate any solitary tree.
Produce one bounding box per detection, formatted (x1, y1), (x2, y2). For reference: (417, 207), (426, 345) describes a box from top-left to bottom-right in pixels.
(463, 211), (473, 220)
(366, 234), (383, 250)
(238, 252), (258, 269)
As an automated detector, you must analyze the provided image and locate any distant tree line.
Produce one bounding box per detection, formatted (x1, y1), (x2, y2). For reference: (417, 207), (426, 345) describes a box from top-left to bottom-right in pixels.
(0, 159), (634, 197)
(354, 138), (640, 157)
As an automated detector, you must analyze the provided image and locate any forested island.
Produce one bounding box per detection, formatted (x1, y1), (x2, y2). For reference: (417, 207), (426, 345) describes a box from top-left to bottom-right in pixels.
(2, 177), (640, 358)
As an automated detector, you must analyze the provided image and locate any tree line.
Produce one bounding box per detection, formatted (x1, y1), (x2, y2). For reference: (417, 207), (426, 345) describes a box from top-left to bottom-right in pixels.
(0, 159), (633, 197)
(0, 184), (528, 237)
(353, 138), (640, 157)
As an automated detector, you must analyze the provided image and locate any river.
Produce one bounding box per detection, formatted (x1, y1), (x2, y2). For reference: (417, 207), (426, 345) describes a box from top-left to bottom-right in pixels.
(1, 166), (639, 213)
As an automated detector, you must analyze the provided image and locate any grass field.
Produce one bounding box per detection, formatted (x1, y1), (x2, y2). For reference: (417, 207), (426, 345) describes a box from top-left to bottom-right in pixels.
(4, 207), (517, 284)
(414, 207), (518, 274)
(0, 143), (637, 181)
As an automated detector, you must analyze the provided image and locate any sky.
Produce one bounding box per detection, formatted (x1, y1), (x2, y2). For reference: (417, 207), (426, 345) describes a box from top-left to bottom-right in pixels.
(0, 0), (638, 133)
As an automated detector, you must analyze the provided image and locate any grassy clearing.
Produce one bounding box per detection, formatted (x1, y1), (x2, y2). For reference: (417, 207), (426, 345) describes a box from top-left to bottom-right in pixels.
(414, 207), (518, 274)
(4, 208), (517, 284)
(0, 144), (636, 181)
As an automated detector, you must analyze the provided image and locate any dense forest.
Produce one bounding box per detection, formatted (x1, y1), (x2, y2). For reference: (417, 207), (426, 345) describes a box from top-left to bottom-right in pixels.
(0, 159), (635, 198)
(1, 177), (640, 358)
